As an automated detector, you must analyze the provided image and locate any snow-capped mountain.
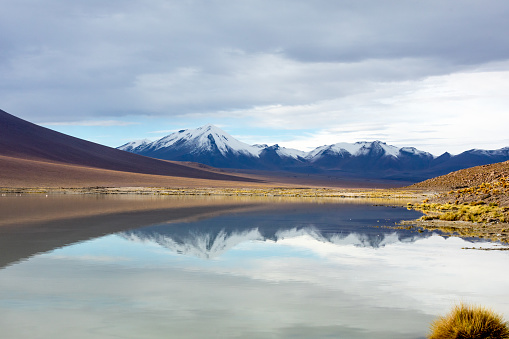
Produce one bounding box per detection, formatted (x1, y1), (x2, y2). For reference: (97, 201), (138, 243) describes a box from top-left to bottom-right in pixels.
(118, 124), (509, 181)
(118, 124), (308, 169)
(118, 138), (152, 152)
(151, 124), (263, 157)
(306, 141), (403, 160)
(427, 146), (509, 176)
(304, 140), (435, 172)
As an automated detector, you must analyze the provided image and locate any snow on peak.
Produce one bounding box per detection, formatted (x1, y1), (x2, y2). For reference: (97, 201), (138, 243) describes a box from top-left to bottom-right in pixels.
(469, 147), (509, 156)
(275, 146), (308, 159)
(118, 125), (436, 163)
(370, 140), (400, 157)
(118, 138), (152, 151)
(400, 147), (433, 157)
(153, 124), (264, 157)
(306, 140), (401, 160)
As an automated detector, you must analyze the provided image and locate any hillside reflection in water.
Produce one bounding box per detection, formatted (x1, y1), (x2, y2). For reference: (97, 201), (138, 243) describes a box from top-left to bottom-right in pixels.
(1, 200), (509, 339)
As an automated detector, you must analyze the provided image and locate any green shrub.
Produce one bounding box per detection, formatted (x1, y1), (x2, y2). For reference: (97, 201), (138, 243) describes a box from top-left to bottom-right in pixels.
(428, 303), (509, 339)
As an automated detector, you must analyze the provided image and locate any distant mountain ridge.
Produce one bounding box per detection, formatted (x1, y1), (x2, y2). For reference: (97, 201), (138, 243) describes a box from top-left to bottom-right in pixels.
(119, 124), (509, 182)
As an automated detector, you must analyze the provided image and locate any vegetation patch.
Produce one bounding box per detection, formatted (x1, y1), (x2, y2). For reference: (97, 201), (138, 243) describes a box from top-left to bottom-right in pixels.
(0, 186), (429, 202)
(408, 202), (509, 224)
(410, 160), (509, 192)
(405, 167), (509, 244)
(428, 303), (509, 339)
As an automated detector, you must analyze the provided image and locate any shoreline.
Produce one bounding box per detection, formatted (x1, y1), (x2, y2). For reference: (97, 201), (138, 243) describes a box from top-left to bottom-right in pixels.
(0, 185), (432, 200)
(2, 185), (508, 246)
(398, 219), (509, 245)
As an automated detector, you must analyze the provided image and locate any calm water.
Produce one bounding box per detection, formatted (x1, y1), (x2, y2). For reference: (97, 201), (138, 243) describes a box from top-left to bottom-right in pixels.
(1, 196), (508, 339)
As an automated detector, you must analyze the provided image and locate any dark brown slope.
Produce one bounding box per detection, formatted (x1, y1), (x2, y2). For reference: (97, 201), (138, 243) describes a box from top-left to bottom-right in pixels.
(0, 109), (260, 183)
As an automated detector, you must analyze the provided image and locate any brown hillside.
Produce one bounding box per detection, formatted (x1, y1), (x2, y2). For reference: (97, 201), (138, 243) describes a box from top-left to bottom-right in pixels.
(409, 160), (509, 191)
(410, 160), (509, 210)
(0, 155), (275, 188)
(0, 109), (263, 186)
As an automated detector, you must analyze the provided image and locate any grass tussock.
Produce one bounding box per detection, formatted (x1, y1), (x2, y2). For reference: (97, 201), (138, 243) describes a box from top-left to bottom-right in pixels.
(428, 303), (509, 339)
(409, 202), (508, 224)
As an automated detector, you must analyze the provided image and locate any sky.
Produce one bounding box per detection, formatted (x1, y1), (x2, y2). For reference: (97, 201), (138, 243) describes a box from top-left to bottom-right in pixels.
(1, 0), (509, 155)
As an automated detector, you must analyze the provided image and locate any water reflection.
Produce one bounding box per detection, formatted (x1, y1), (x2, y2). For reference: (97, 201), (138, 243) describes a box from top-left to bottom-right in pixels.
(122, 204), (426, 259)
(1, 198), (508, 339)
(0, 194), (265, 268)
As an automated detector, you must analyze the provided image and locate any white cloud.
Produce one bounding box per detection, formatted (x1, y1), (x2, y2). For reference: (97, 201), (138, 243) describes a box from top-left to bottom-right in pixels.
(44, 120), (139, 127)
(258, 68), (509, 154)
(1, 0), (509, 151)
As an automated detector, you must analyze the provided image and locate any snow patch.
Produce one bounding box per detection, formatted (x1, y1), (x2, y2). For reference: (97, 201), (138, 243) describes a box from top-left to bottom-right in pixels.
(152, 124), (264, 157)
(306, 141), (402, 161)
(275, 146), (307, 159)
(117, 139), (152, 151)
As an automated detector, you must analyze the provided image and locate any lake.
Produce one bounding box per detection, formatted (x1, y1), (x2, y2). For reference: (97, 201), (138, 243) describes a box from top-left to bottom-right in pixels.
(1, 194), (508, 339)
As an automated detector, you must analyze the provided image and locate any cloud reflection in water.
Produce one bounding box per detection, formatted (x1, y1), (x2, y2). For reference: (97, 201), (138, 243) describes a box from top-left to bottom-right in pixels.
(0, 204), (508, 339)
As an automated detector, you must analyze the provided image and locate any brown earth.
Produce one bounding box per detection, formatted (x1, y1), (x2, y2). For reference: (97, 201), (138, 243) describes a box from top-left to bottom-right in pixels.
(0, 108), (268, 187)
(409, 160), (509, 207)
(409, 160), (509, 190)
(0, 154), (275, 188)
(404, 161), (509, 243)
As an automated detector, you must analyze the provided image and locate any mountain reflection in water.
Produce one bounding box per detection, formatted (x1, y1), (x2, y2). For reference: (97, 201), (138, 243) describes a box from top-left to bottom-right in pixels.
(2, 200), (509, 339)
(121, 204), (426, 259)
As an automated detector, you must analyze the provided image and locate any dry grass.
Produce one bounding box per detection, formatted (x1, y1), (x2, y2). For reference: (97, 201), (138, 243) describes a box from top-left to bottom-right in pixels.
(408, 202), (509, 224)
(428, 303), (509, 339)
(0, 186), (428, 204)
(404, 162), (509, 244)
(434, 176), (509, 209)
(410, 161), (509, 191)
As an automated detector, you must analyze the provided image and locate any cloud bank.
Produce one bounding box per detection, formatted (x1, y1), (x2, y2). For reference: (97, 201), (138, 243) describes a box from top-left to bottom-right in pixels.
(1, 0), (509, 153)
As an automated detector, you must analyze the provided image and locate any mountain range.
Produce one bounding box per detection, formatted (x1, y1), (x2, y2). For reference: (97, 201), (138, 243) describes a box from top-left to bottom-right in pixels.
(2, 107), (507, 187)
(119, 124), (509, 181)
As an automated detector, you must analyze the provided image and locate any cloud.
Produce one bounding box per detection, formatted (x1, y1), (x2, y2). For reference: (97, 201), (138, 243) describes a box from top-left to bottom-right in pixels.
(44, 120), (139, 127)
(1, 0), (508, 151)
(263, 67), (509, 154)
(44, 254), (130, 262)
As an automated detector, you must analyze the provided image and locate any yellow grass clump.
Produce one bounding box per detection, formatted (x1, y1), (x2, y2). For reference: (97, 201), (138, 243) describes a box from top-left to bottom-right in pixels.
(428, 303), (509, 339)
(410, 202), (508, 224)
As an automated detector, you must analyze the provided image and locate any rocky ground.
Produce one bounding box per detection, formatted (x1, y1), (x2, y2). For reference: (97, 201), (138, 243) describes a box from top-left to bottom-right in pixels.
(405, 161), (509, 244)
(409, 160), (509, 192)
